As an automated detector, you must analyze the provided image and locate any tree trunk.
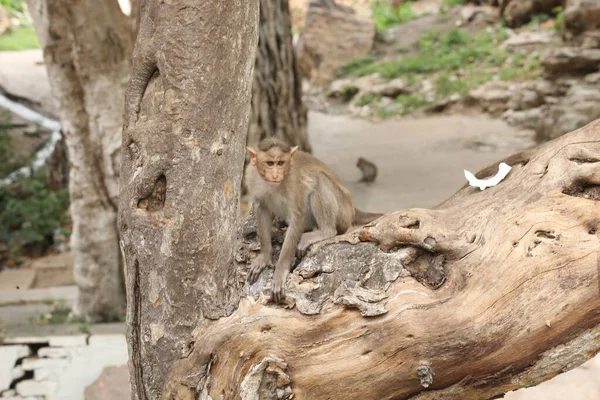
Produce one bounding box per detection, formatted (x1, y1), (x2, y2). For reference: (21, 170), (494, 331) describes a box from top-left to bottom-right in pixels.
(248, 0), (310, 152)
(26, 0), (131, 321)
(118, 0), (260, 398)
(159, 118), (600, 399)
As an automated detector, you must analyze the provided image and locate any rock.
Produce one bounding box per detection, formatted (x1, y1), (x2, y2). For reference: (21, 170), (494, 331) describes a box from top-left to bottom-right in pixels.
(84, 365), (130, 400)
(459, 5), (499, 26)
(501, 77), (600, 141)
(0, 346), (30, 391)
(37, 347), (69, 359)
(502, 0), (565, 28)
(298, 0), (375, 84)
(21, 358), (69, 371)
(367, 78), (411, 97)
(585, 71), (600, 82)
(467, 81), (514, 116)
(501, 30), (556, 51)
(0, 4), (11, 36)
(15, 380), (57, 397)
(564, 0), (600, 37)
(543, 47), (600, 75)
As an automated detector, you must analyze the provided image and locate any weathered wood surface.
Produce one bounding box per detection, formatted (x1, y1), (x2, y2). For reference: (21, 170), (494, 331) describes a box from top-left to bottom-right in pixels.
(164, 119), (600, 399)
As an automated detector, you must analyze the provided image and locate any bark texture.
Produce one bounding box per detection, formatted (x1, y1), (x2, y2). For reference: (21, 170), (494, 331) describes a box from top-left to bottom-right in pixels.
(162, 119), (600, 399)
(248, 0), (310, 152)
(118, 1), (260, 398)
(26, 0), (131, 321)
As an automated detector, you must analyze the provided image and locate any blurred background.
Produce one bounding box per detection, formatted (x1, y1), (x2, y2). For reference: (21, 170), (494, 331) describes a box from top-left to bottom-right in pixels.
(1, 0), (599, 398)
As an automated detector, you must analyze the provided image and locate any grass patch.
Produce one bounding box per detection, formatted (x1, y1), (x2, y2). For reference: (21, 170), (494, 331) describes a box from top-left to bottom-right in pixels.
(442, 0), (466, 7)
(355, 93), (379, 106)
(0, 27), (40, 51)
(0, 0), (24, 15)
(370, 1), (416, 32)
(341, 28), (509, 79)
(0, 27), (39, 51)
(337, 55), (378, 78)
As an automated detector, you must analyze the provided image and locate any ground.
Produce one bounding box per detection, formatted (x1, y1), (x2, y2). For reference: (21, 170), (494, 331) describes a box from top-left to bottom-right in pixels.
(0, 42), (599, 400)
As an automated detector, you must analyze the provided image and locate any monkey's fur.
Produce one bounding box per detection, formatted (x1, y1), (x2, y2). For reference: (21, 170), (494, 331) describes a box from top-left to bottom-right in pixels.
(356, 157), (378, 183)
(245, 138), (382, 302)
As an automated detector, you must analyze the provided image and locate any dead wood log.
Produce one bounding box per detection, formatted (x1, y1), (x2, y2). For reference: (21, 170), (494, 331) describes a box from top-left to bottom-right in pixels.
(164, 119), (600, 399)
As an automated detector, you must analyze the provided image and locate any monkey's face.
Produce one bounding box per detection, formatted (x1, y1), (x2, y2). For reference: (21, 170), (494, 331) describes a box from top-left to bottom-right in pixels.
(257, 148), (294, 187)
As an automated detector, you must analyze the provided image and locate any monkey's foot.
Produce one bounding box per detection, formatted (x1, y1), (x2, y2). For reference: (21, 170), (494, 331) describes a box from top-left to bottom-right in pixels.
(248, 255), (272, 284)
(271, 268), (289, 303)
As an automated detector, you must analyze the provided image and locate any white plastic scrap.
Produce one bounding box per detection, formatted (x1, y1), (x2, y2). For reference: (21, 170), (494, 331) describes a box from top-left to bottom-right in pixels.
(464, 162), (512, 190)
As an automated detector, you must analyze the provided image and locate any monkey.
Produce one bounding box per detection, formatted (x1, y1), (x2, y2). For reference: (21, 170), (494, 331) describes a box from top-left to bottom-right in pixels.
(245, 138), (382, 303)
(356, 157), (378, 184)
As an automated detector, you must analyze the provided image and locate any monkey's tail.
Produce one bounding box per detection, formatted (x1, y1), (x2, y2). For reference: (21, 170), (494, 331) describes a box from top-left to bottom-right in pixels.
(353, 208), (383, 225)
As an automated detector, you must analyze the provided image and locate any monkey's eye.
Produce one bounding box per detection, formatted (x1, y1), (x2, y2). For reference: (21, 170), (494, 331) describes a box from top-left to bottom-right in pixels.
(277, 161), (285, 167)
(266, 161), (275, 167)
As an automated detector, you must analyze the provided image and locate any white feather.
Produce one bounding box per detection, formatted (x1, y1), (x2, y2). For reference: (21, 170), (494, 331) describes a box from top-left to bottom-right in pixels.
(464, 162), (512, 190)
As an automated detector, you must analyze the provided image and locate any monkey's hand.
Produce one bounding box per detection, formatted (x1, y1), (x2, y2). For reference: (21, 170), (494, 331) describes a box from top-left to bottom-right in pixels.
(271, 266), (289, 303)
(248, 253), (272, 284)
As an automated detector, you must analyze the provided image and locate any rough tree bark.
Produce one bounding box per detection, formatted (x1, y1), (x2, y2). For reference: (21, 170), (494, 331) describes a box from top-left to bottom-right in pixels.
(118, 1), (260, 398)
(248, 0), (310, 152)
(26, 0), (131, 321)
(159, 116), (599, 400)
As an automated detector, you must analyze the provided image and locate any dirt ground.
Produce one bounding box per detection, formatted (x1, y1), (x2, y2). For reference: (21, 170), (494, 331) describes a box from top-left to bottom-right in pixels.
(1, 49), (599, 399)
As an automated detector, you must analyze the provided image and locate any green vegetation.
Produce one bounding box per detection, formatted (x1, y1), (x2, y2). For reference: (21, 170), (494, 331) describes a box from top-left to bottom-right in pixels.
(78, 323), (91, 334)
(337, 55), (378, 78)
(35, 299), (72, 325)
(0, 0), (24, 15)
(442, 0), (466, 7)
(0, 111), (70, 255)
(553, 6), (564, 31)
(339, 85), (359, 102)
(338, 25), (544, 119)
(0, 27), (40, 51)
(340, 28), (510, 78)
(370, 1), (416, 32)
(356, 93), (379, 106)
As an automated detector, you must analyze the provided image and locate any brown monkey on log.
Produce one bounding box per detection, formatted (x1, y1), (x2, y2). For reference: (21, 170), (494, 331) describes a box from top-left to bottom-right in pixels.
(245, 138), (382, 302)
(356, 157), (378, 183)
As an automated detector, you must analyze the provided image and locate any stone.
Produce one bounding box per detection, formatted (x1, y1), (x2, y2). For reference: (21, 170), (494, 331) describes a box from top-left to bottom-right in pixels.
(84, 365), (130, 400)
(48, 335), (87, 347)
(0, 269), (37, 291)
(11, 366), (24, 382)
(298, 1), (375, 84)
(0, 4), (10, 36)
(366, 78), (411, 97)
(543, 47), (600, 75)
(501, 30), (556, 52)
(0, 346), (30, 391)
(564, 0), (600, 36)
(37, 347), (68, 359)
(33, 369), (59, 382)
(459, 5), (499, 26)
(467, 81), (513, 116)
(21, 358), (69, 371)
(0, 389), (16, 397)
(502, 0), (564, 28)
(15, 380), (57, 397)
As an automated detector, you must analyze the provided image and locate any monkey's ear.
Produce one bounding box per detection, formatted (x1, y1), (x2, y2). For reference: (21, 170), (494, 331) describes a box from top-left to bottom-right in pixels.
(290, 146), (298, 157)
(247, 147), (257, 165)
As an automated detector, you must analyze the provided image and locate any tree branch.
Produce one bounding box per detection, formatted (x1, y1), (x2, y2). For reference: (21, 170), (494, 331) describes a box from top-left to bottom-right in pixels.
(164, 119), (600, 399)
